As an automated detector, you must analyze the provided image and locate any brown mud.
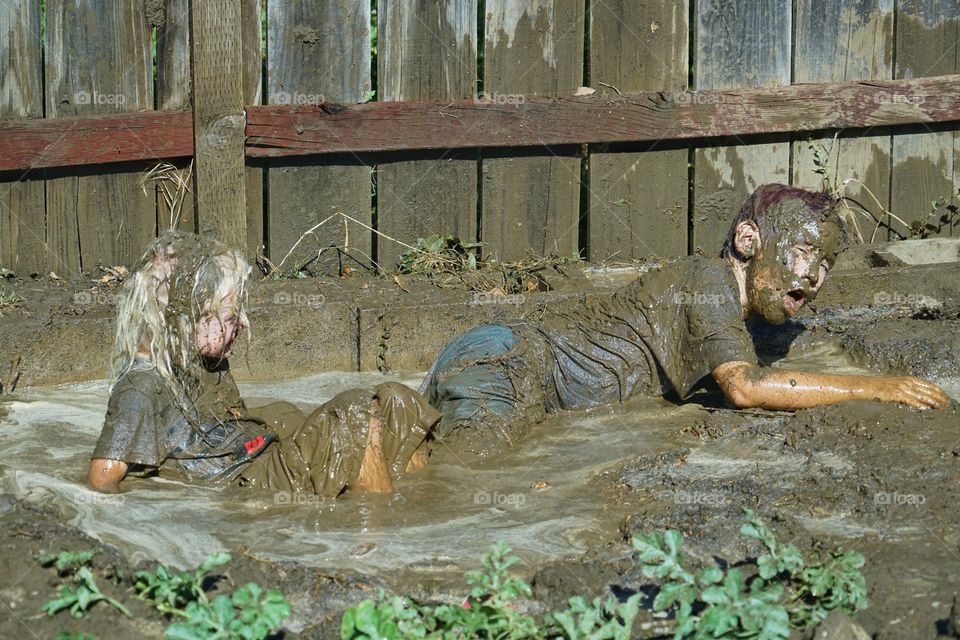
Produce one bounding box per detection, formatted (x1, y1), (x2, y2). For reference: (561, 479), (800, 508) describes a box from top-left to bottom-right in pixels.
(1, 240), (959, 638)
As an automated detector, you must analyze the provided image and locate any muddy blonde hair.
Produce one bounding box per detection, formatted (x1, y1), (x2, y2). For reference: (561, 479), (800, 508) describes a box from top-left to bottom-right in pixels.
(110, 230), (251, 408)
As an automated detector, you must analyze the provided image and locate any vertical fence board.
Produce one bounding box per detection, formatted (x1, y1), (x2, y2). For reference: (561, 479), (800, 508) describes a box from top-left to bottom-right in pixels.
(156, 0), (196, 234)
(0, 0), (45, 274)
(267, 0), (371, 274)
(589, 0), (688, 261)
(891, 0), (959, 238)
(377, 0), (478, 270)
(191, 0), (247, 250)
(45, 0), (155, 273)
(241, 0), (264, 257)
(481, 1), (582, 261)
(792, 0), (893, 243)
(692, 0), (791, 255)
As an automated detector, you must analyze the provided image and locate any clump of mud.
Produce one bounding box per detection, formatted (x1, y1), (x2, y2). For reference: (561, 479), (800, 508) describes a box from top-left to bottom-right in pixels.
(842, 318), (960, 379)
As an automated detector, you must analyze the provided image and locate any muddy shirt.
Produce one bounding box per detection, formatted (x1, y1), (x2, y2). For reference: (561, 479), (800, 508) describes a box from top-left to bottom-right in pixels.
(512, 256), (757, 406)
(93, 362), (274, 483)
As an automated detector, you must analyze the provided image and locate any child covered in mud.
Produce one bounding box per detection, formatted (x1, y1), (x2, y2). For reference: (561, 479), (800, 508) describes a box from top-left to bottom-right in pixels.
(87, 231), (438, 496)
(421, 184), (950, 458)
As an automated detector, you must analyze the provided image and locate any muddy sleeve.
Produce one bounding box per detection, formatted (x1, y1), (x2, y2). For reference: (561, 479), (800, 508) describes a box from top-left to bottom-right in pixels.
(686, 279), (758, 371)
(92, 374), (167, 467)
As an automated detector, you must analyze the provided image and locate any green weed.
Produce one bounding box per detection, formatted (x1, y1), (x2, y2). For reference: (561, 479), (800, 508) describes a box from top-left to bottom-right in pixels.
(39, 550), (131, 619)
(40, 550), (290, 640)
(0, 284), (22, 308)
(135, 552), (290, 640)
(342, 510), (867, 640)
(636, 509), (867, 639)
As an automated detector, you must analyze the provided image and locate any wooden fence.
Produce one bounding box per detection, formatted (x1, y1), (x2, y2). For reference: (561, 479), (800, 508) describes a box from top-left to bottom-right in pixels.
(1, 0), (958, 275)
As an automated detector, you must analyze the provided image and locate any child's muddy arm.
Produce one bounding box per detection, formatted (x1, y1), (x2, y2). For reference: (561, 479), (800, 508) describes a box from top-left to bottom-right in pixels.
(87, 458), (129, 493)
(712, 361), (950, 411)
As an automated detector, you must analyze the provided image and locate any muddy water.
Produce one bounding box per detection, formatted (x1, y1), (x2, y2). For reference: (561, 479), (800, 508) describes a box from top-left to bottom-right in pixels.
(0, 371), (688, 580)
(2, 344), (956, 593)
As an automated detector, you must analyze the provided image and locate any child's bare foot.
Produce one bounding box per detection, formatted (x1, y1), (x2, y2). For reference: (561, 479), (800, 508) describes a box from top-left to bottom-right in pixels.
(352, 398), (394, 493)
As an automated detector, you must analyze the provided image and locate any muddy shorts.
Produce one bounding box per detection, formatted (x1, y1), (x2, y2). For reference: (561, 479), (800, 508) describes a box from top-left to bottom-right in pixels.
(420, 324), (547, 459)
(237, 382), (437, 497)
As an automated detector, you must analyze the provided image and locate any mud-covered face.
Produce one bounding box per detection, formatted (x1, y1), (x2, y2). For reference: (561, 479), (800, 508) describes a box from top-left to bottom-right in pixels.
(195, 286), (246, 359)
(745, 207), (841, 324)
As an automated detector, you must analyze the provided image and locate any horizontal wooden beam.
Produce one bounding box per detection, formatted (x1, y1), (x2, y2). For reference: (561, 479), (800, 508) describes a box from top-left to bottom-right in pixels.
(0, 111), (193, 172)
(245, 75), (960, 157)
(1, 75), (958, 171)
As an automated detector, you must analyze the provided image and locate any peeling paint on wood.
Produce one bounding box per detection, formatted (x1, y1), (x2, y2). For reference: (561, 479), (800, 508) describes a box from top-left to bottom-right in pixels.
(693, 0), (791, 255)
(481, 0), (582, 260)
(892, 0), (959, 238)
(377, 0), (478, 269)
(792, 0), (894, 235)
(589, 0), (689, 260)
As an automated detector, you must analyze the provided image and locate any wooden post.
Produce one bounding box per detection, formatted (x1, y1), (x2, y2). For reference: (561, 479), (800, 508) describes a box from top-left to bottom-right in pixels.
(189, 0), (247, 251)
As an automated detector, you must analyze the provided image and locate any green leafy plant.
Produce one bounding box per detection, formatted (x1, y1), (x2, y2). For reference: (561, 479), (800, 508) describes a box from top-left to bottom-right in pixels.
(54, 633), (97, 640)
(396, 235), (483, 275)
(40, 549), (131, 619)
(135, 552), (290, 640)
(342, 541), (641, 640)
(0, 283), (22, 308)
(636, 509), (867, 640)
(165, 582), (291, 640)
(135, 552), (230, 615)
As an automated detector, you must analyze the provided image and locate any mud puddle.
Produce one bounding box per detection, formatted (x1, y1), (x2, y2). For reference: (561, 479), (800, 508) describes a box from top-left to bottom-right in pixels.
(0, 371), (693, 588)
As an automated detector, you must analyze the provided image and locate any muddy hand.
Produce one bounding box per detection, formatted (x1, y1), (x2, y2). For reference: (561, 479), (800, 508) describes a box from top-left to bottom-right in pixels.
(876, 376), (951, 410)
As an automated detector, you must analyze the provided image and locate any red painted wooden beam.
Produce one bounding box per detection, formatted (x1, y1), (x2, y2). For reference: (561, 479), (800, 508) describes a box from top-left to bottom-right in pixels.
(0, 110), (193, 172)
(245, 75), (960, 157)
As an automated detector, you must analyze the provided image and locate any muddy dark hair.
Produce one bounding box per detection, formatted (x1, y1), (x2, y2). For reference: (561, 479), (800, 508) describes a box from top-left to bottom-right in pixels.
(720, 184), (846, 262)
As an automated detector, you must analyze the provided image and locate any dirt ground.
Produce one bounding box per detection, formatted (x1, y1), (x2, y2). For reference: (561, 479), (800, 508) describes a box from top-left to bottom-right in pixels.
(1, 242), (959, 638)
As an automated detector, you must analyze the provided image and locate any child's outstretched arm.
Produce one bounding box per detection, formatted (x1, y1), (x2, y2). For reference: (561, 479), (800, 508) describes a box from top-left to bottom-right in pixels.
(712, 361), (950, 411)
(87, 458), (129, 493)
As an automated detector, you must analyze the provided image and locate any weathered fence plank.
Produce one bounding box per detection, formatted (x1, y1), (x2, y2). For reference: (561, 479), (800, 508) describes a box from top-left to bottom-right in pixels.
(245, 75), (960, 156)
(480, 0), (582, 261)
(0, 0), (45, 274)
(45, 0), (155, 273)
(891, 0), (959, 238)
(377, 0), (478, 270)
(241, 0), (264, 257)
(692, 0), (791, 255)
(266, 0), (371, 274)
(792, 0), (894, 242)
(190, 0), (247, 250)
(156, 0), (196, 234)
(589, 0), (688, 261)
